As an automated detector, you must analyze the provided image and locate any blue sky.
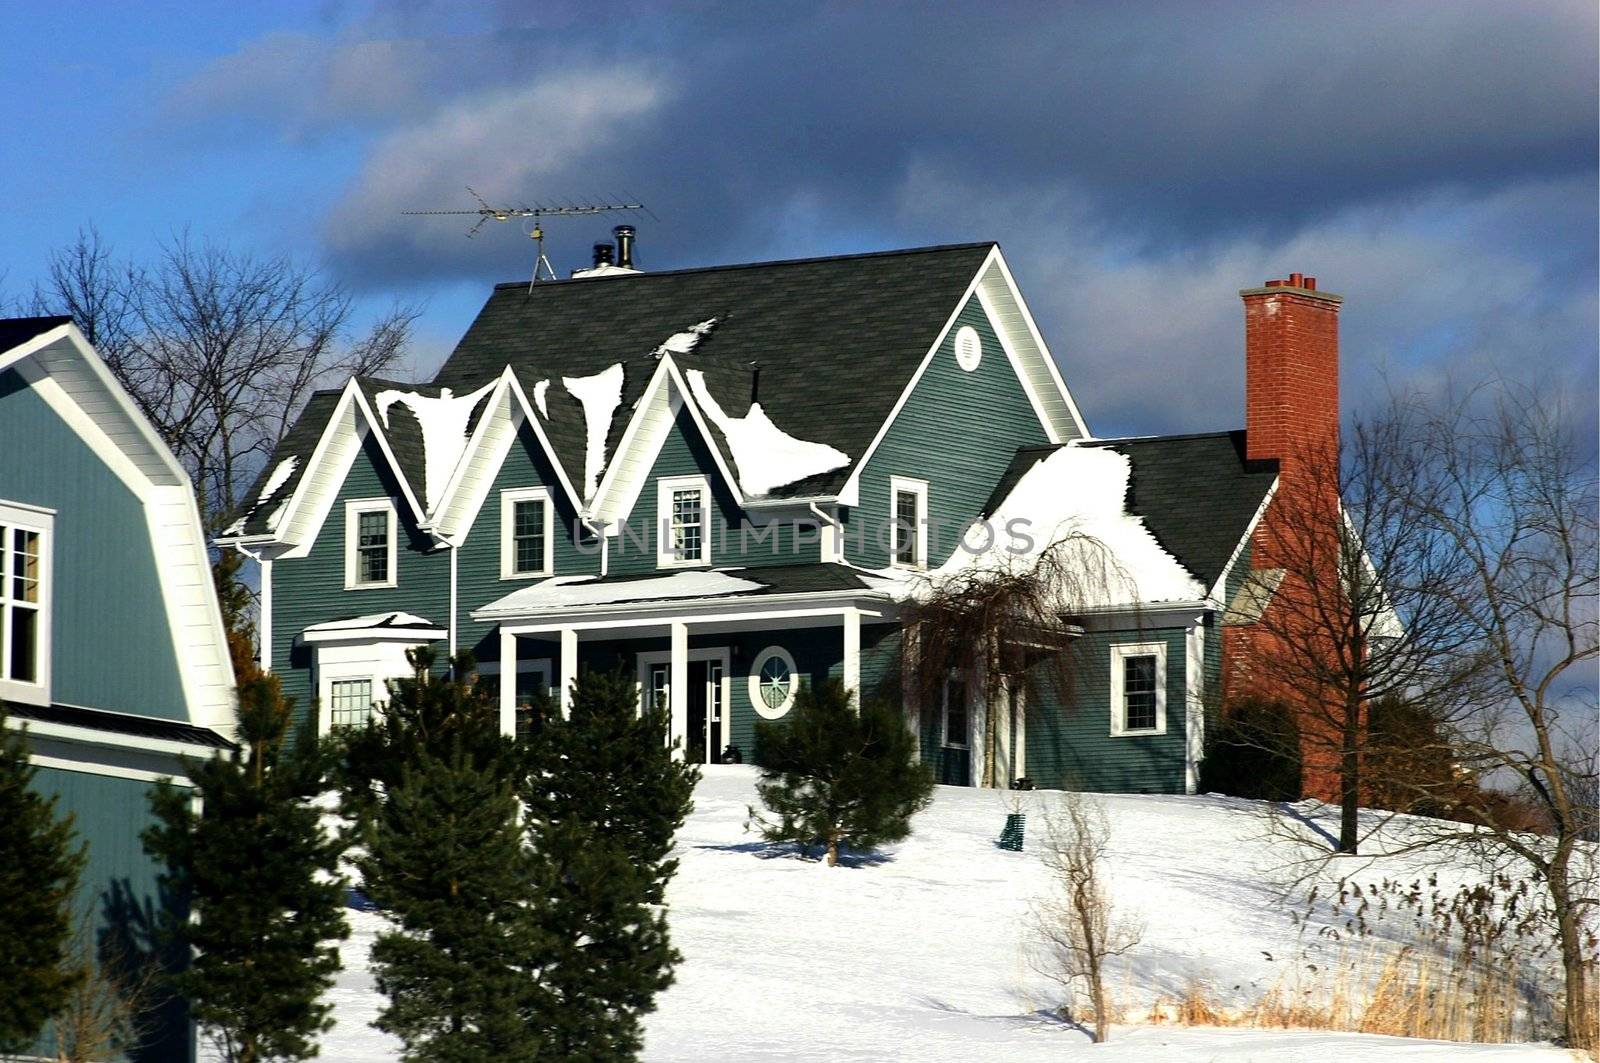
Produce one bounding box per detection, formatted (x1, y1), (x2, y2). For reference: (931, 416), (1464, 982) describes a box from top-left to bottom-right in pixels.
(4, 1), (1595, 439)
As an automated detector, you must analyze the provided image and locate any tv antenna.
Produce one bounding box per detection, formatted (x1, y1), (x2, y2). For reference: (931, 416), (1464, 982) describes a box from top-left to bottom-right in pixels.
(403, 188), (652, 287)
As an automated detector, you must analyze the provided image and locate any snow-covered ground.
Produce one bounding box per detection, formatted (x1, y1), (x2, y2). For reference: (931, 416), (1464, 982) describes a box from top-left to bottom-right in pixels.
(319, 767), (1577, 1061)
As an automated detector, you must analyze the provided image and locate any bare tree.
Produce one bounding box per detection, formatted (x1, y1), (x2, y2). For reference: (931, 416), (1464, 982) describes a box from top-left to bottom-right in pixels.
(1375, 386), (1599, 1052)
(1030, 791), (1142, 1043)
(27, 226), (420, 531)
(1224, 411), (1487, 855)
(47, 914), (161, 1063)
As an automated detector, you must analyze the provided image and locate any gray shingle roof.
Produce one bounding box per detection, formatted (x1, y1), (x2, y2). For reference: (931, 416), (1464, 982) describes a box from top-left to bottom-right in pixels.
(984, 431), (1278, 591)
(434, 243), (996, 500)
(230, 389), (342, 536)
(7, 701), (234, 749)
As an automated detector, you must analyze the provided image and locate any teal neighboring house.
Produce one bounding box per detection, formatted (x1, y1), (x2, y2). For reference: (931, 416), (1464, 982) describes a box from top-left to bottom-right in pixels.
(220, 241), (1284, 796)
(1, 317), (236, 1061)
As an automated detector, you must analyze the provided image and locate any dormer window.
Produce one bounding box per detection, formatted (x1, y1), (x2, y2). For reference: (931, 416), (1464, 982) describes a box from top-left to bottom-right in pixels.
(890, 476), (928, 569)
(501, 487), (554, 579)
(345, 499), (397, 589)
(0, 501), (51, 706)
(657, 475), (711, 568)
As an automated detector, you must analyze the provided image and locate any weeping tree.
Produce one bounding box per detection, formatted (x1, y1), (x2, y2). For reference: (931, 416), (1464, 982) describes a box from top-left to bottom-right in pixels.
(899, 529), (1132, 788)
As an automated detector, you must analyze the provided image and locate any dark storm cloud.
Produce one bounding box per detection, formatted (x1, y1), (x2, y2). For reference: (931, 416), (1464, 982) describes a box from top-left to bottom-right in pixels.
(166, 1), (1598, 436)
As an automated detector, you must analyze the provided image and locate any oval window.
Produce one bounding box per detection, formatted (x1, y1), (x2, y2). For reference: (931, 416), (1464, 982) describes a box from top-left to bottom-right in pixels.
(749, 645), (799, 719)
(954, 325), (982, 372)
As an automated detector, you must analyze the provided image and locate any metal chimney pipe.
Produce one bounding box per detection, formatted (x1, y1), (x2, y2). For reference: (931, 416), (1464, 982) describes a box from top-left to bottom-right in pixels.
(613, 225), (636, 269)
(592, 243), (615, 268)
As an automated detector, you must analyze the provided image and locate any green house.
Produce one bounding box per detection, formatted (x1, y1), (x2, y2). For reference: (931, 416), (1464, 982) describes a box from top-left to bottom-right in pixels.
(1, 317), (237, 1061)
(220, 242), (1283, 796)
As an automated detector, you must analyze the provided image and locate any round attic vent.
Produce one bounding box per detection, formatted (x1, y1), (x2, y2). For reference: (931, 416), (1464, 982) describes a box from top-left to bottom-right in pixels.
(954, 325), (982, 372)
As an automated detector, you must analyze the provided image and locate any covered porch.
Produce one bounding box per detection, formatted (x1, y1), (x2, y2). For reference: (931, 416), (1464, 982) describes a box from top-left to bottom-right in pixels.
(471, 564), (899, 762)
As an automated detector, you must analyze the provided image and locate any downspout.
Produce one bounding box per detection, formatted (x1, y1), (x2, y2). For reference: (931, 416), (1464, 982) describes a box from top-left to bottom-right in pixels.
(581, 515), (610, 577)
(448, 541), (457, 658)
(232, 543), (271, 671)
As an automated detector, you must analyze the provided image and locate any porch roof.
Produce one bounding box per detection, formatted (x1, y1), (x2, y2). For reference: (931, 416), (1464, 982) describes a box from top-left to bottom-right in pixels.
(473, 562), (889, 623)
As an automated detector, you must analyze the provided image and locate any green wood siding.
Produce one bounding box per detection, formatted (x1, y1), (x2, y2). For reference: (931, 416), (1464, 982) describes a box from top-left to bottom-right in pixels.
(457, 425), (597, 667)
(32, 766), (192, 1062)
(0, 370), (188, 719)
(272, 433), (450, 735)
(848, 296), (1058, 569)
(1025, 626), (1191, 794)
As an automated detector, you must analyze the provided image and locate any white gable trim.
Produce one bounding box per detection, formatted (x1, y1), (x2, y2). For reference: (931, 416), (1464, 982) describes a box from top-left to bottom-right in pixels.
(588, 355), (745, 530)
(837, 246), (1084, 508)
(429, 368), (584, 546)
(0, 325), (236, 735)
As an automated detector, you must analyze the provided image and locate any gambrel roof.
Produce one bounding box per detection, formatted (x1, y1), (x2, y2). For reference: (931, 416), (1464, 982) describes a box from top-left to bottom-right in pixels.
(223, 243), (1087, 544)
(983, 430), (1279, 595)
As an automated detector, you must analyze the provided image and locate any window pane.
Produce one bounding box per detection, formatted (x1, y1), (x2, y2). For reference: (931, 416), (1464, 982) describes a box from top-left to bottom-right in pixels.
(671, 489), (703, 561)
(12, 529), (39, 603)
(357, 511), (388, 583)
(513, 499), (546, 573)
(1123, 655), (1158, 730)
(10, 607), (38, 683)
(894, 491), (918, 564)
(330, 679), (373, 729)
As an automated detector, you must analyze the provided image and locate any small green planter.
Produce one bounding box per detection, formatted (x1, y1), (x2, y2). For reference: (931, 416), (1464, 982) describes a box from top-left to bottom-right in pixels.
(998, 812), (1026, 851)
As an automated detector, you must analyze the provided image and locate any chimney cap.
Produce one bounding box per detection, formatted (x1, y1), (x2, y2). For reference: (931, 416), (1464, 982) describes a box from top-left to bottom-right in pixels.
(1241, 274), (1342, 303)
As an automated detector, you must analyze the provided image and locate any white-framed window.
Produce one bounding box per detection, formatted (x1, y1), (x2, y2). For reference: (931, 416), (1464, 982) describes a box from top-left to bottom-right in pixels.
(657, 474), (711, 568)
(748, 644), (799, 719)
(941, 673), (969, 748)
(889, 476), (928, 569)
(344, 499), (397, 589)
(0, 501), (52, 706)
(500, 487), (554, 579)
(328, 678), (375, 729)
(1110, 641), (1167, 736)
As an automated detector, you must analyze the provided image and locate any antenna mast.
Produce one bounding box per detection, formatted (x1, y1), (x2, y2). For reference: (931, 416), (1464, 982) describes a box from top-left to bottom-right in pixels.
(404, 189), (650, 289)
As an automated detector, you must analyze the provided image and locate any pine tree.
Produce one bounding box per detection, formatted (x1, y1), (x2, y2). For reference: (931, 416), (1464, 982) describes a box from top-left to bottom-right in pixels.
(516, 668), (699, 1060)
(142, 669), (348, 1063)
(360, 748), (545, 1061)
(0, 704), (86, 1052)
(749, 679), (934, 866)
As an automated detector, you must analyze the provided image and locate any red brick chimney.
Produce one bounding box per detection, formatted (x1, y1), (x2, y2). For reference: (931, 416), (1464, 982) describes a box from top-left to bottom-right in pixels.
(1241, 274), (1342, 468)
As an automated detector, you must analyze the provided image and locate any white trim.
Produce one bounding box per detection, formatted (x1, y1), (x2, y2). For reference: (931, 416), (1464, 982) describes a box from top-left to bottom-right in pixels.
(1109, 640), (1168, 737)
(344, 498), (398, 590)
(888, 476), (929, 570)
(0, 500), (53, 706)
(954, 324), (983, 372)
(302, 625), (446, 644)
(748, 644), (799, 719)
(1184, 622), (1205, 795)
(500, 486), (555, 579)
(259, 557), (273, 670)
(27, 751), (196, 786)
(981, 250), (1091, 440)
(656, 473), (713, 568)
(6, 714), (225, 761)
(636, 644), (732, 758)
(842, 607), (861, 699)
(490, 597), (894, 633)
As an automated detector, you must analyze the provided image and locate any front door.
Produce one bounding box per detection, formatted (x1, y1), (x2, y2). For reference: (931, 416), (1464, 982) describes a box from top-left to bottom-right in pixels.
(685, 660), (726, 764)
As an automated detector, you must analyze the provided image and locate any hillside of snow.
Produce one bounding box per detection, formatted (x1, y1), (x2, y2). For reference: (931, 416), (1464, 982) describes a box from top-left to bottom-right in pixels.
(317, 767), (1578, 1062)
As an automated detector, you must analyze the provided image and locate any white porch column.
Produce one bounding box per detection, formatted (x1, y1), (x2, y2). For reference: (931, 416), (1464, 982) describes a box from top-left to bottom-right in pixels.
(498, 628), (517, 737)
(842, 607), (861, 706)
(1014, 683), (1027, 782)
(970, 657), (988, 788)
(995, 675), (1013, 790)
(669, 621), (688, 760)
(559, 627), (578, 718)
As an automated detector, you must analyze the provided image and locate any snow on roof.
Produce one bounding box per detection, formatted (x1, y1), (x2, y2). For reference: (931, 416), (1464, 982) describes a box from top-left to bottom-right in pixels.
(479, 570), (765, 615)
(937, 443), (1204, 606)
(374, 382), (495, 512)
(562, 363), (624, 499)
(304, 611), (439, 632)
(532, 378), (550, 418)
(222, 456), (299, 536)
(685, 368), (851, 497)
(651, 318), (717, 359)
